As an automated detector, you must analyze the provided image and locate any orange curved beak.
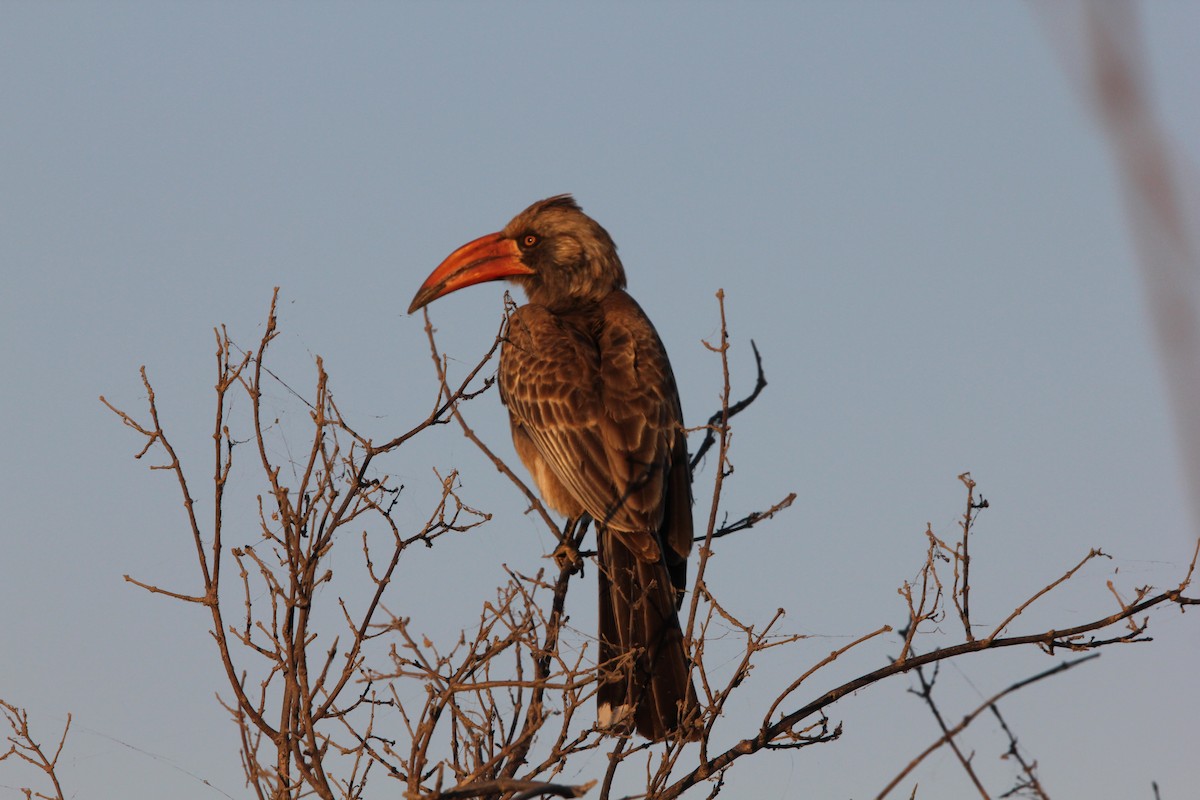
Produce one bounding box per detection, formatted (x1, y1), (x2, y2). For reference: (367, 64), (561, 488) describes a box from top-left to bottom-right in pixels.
(408, 232), (534, 314)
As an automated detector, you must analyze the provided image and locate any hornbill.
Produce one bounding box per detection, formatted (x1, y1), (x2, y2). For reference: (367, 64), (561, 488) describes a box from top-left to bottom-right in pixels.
(408, 195), (699, 741)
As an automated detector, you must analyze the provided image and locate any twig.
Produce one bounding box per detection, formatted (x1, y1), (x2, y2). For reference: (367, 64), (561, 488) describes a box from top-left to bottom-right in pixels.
(984, 549), (1109, 644)
(422, 307), (561, 538)
(990, 703), (1050, 800)
(0, 699), (69, 800)
(877, 655), (1095, 799)
(910, 662), (990, 799)
(658, 580), (1196, 800)
(689, 339), (766, 474)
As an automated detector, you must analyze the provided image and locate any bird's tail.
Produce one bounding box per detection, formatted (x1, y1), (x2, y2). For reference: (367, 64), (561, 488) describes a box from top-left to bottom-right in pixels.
(596, 527), (700, 741)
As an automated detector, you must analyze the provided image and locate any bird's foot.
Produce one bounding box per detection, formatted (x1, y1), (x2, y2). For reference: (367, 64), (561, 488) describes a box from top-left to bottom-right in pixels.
(551, 541), (583, 574)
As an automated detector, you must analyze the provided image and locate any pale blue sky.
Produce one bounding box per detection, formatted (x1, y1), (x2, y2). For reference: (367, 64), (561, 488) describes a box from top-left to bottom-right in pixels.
(2, 3), (1197, 798)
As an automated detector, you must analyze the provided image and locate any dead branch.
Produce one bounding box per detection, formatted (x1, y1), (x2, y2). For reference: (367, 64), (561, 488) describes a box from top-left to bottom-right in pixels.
(95, 286), (1197, 800)
(910, 662), (991, 800)
(878, 655), (1096, 799)
(656, 527), (1198, 800)
(0, 699), (69, 800)
(689, 338), (767, 474)
(991, 703), (1051, 800)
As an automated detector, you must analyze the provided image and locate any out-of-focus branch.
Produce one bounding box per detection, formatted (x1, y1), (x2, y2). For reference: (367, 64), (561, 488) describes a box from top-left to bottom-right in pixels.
(876, 655), (1094, 799)
(990, 702), (1051, 800)
(436, 777), (596, 799)
(1037, 3), (1200, 531)
(910, 663), (991, 800)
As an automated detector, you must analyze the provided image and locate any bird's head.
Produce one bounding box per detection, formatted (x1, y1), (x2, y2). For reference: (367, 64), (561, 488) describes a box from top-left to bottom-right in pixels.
(408, 195), (627, 314)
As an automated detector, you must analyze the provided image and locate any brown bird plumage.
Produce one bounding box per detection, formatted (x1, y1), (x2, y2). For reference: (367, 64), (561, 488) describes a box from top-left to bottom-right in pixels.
(408, 195), (699, 741)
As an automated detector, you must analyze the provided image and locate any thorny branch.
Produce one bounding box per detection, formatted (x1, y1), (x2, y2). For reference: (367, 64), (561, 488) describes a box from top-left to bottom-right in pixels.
(653, 510), (1198, 800)
(88, 287), (1199, 800)
(100, 288), (498, 798)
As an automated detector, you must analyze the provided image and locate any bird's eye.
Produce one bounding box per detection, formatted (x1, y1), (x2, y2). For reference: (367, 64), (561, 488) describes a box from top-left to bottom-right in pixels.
(522, 234), (539, 249)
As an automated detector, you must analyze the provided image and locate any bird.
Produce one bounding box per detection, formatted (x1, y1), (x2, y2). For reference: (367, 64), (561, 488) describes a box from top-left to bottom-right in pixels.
(408, 195), (699, 741)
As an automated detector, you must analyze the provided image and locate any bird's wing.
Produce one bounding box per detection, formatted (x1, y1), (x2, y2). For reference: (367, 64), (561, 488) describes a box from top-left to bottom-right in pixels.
(500, 294), (687, 557)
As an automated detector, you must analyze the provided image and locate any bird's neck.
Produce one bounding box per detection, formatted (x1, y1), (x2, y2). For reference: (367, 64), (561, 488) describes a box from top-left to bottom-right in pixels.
(523, 286), (618, 316)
